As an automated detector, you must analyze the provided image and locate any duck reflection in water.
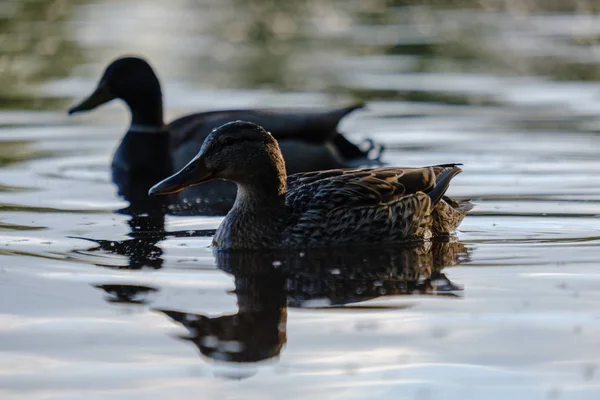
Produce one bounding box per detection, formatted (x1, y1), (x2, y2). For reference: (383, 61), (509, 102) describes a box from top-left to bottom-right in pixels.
(71, 206), (216, 270)
(144, 241), (469, 368)
(71, 206), (168, 269)
(162, 266), (287, 364)
(95, 284), (159, 305)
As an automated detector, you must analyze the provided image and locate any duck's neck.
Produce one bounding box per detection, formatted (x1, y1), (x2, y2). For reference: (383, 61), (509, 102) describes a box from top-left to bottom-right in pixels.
(125, 91), (165, 129)
(234, 184), (286, 212)
(112, 128), (173, 210)
(214, 169), (288, 249)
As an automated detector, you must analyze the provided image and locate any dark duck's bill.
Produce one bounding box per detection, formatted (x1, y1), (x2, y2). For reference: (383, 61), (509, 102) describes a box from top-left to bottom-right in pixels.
(68, 80), (115, 114)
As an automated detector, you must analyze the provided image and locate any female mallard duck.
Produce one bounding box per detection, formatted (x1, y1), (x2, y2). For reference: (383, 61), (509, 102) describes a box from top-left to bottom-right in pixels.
(68, 56), (380, 214)
(149, 121), (472, 249)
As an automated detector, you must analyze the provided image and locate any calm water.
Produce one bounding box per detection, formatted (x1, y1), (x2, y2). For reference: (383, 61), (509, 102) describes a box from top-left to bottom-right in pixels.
(2, 1), (600, 399)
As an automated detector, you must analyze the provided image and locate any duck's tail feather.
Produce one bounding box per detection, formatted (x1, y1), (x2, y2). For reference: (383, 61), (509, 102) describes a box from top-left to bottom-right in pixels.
(428, 165), (463, 206)
(329, 102), (366, 118)
(442, 195), (474, 210)
(333, 134), (385, 163)
(331, 103), (386, 163)
(281, 102), (366, 143)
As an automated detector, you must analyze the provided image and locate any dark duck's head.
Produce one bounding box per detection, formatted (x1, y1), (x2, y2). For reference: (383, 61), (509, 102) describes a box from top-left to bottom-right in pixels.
(68, 56), (163, 126)
(149, 121), (286, 198)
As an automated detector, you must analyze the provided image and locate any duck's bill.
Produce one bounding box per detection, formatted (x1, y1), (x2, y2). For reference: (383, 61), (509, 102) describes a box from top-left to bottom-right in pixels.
(149, 157), (213, 196)
(68, 82), (115, 115)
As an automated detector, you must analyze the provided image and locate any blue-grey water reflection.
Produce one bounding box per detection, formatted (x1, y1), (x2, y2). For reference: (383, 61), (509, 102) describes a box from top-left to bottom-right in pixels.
(1, 1), (600, 399)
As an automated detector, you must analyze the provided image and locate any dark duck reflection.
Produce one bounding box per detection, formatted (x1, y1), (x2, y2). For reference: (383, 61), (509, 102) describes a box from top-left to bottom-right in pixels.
(154, 241), (469, 369)
(94, 284), (159, 305)
(70, 217), (215, 270)
(70, 211), (169, 270)
(161, 266), (287, 364)
(68, 56), (383, 216)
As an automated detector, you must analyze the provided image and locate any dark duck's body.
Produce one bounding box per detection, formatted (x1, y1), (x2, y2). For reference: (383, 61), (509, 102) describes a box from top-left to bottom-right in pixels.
(68, 57), (380, 215)
(150, 121), (473, 250)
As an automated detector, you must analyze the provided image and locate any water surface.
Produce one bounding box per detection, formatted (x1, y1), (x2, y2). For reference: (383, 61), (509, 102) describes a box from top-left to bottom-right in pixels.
(1, 1), (600, 399)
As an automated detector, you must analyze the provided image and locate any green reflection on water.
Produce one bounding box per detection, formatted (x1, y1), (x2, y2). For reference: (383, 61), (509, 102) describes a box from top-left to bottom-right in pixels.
(1, 0), (600, 109)
(0, 0), (83, 109)
(0, 221), (45, 231)
(0, 203), (111, 214)
(0, 184), (33, 192)
(0, 140), (52, 166)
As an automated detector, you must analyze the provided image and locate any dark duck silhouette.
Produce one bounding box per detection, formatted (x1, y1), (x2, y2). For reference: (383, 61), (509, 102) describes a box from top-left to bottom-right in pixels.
(150, 121), (473, 249)
(68, 56), (382, 215)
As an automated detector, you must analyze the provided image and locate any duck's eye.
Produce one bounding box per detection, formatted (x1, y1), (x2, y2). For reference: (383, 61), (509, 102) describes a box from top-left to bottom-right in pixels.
(223, 137), (235, 146)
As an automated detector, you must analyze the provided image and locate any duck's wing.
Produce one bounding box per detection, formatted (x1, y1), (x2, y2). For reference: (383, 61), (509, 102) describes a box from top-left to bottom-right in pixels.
(283, 164), (464, 245)
(286, 165), (461, 213)
(168, 104), (365, 151)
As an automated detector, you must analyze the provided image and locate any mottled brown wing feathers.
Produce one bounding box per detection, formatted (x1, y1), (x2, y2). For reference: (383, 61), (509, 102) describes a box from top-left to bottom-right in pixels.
(286, 168), (363, 189)
(285, 167), (438, 213)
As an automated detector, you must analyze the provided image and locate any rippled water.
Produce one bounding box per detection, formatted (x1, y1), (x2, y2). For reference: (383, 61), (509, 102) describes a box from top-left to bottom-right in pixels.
(2, 1), (600, 399)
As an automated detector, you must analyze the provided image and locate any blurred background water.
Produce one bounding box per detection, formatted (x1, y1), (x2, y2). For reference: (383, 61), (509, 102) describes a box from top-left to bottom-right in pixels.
(2, 0), (600, 399)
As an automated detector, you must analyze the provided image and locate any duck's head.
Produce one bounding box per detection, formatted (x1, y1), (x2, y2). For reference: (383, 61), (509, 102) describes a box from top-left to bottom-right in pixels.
(68, 56), (161, 115)
(149, 121), (286, 196)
